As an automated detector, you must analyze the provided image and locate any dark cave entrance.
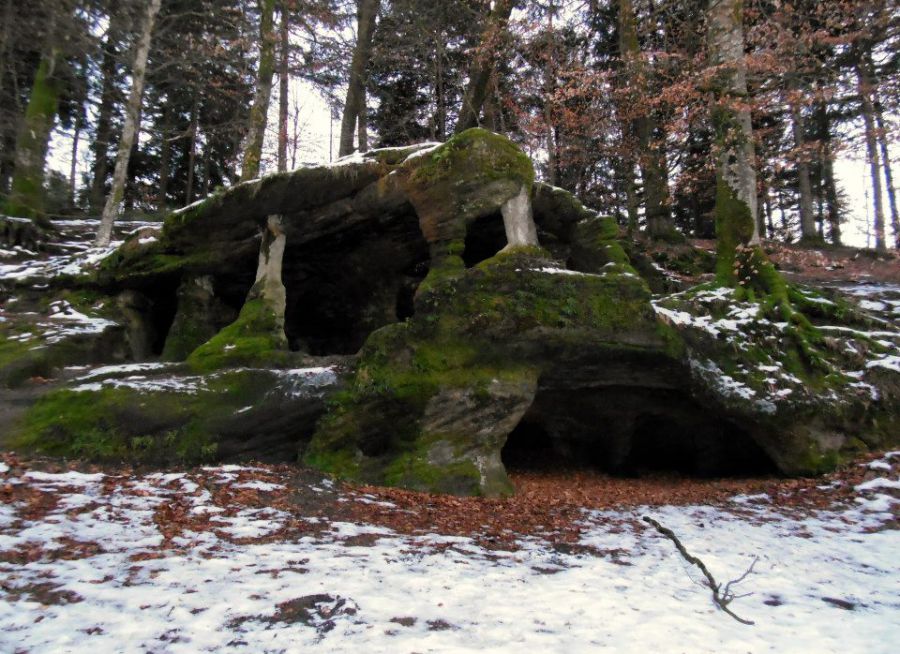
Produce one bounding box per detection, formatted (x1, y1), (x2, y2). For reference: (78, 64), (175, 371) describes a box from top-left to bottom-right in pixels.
(463, 212), (507, 268)
(147, 287), (179, 355)
(282, 212), (430, 355)
(501, 387), (778, 478)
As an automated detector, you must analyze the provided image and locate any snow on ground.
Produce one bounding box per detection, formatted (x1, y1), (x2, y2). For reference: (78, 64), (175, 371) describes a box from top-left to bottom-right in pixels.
(0, 455), (897, 653)
(0, 218), (160, 283)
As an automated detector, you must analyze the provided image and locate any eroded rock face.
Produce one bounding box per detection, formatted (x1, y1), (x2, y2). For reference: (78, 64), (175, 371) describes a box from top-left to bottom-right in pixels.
(8, 129), (899, 493)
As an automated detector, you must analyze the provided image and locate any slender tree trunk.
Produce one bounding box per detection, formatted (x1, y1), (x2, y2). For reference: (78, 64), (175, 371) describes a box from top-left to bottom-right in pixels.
(764, 185), (775, 239)
(338, 0), (379, 157)
(240, 0), (277, 181)
(434, 36), (446, 140)
(872, 92), (899, 248)
(5, 44), (63, 222)
(290, 100), (300, 169)
(185, 98), (198, 206)
(789, 85), (816, 242)
(202, 147), (211, 197)
(544, 1), (558, 185)
(815, 102), (841, 245)
(707, 0), (761, 285)
(618, 0), (672, 239)
(89, 33), (118, 213)
(620, 157), (639, 234)
(69, 118), (81, 208)
(0, 0), (11, 101)
(123, 103), (142, 211)
(856, 57), (886, 252)
(357, 86), (368, 153)
(756, 181), (767, 239)
(455, 0), (515, 133)
(95, 0), (161, 247)
(277, 2), (289, 172)
(158, 102), (172, 212)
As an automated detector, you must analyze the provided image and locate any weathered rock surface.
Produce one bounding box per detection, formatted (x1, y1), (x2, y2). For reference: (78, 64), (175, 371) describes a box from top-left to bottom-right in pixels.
(3, 129), (898, 494)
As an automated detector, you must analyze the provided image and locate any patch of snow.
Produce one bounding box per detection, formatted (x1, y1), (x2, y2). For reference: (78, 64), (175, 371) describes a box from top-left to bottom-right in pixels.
(865, 355), (900, 373)
(234, 480), (285, 492)
(402, 142), (442, 162)
(72, 375), (208, 395)
(76, 362), (175, 381)
(533, 266), (588, 276)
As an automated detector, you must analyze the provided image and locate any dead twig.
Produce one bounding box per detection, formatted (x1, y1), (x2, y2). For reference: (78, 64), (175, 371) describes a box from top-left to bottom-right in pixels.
(643, 515), (756, 625)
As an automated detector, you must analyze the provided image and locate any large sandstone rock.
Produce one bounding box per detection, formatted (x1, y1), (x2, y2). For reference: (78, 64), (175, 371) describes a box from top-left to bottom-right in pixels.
(7, 129), (899, 494)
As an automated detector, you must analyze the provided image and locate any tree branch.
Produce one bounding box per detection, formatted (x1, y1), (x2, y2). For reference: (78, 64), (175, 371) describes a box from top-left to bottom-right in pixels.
(643, 515), (756, 626)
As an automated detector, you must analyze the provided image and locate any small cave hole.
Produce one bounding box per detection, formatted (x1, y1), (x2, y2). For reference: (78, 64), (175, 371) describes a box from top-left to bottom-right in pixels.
(463, 212), (507, 268)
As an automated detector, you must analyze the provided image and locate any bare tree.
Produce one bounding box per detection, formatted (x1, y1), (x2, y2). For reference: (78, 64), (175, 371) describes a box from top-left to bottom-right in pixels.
(338, 0), (379, 157)
(95, 0), (162, 247)
(241, 0), (278, 181)
(455, 0), (515, 134)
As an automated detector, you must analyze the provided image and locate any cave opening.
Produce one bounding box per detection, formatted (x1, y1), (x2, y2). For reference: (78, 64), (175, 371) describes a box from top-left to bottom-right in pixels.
(501, 387), (778, 478)
(463, 212), (507, 268)
(147, 287), (179, 355)
(282, 212), (430, 355)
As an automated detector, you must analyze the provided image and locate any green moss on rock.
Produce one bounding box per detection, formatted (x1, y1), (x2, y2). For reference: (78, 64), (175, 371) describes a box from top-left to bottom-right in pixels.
(187, 297), (290, 372)
(306, 249), (663, 495)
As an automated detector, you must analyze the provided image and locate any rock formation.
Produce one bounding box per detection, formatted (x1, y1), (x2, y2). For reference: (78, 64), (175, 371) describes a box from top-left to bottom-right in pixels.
(4, 129), (898, 495)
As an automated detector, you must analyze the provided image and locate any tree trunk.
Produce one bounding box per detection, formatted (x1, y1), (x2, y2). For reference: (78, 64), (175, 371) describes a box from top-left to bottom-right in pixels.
(277, 2), (289, 172)
(621, 157), (639, 235)
(123, 103), (142, 211)
(455, 0), (515, 133)
(69, 117), (81, 208)
(815, 102), (841, 245)
(95, 0), (161, 247)
(89, 33), (118, 213)
(158, 102), (173, 212)
(240, 0), (277, 181)
(0, 0), (11, 101)
(789, 84), (816, 242)
(185, 98), (198, 206)
(5, 46), (63, 222)
(872, 88), (899, 248)
(434, 36), (446, 140)
(357, 85), (368, 153)
(544, 2), (558, 186)
(707, 0), (761, 285)
(856, 57), (886, 252)
(618, 0), (672, 239)
(338, 0), (378, 157)
(202, 147), (211, 197)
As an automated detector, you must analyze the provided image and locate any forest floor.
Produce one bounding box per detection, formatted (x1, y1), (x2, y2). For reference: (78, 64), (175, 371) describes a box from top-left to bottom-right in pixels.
(1, 218), (899, 652)
(0, 452), (897, 653)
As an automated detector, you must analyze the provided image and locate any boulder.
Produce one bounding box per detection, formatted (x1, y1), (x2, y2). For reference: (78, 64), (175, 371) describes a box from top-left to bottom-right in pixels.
(6, 129), (898, 494)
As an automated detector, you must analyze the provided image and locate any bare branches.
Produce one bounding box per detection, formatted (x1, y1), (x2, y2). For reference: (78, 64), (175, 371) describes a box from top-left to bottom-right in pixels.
(642, 515), (757, 626)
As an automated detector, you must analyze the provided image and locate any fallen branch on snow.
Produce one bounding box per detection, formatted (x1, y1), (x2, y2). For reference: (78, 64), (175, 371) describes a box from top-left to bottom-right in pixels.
(643, 515), (756, 625)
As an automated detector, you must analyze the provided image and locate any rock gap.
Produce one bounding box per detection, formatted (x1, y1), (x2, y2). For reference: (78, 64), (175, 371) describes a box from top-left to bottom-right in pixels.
(502, 386), (778, 478)
(463, 212), (507, 268)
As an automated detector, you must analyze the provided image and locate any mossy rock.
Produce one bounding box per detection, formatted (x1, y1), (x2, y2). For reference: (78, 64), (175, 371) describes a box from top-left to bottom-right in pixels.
(12, 367), (339, 464)
(305, 249), (665, 496)
(187, 297), (290, 373)
(401, 128), (535, 248)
